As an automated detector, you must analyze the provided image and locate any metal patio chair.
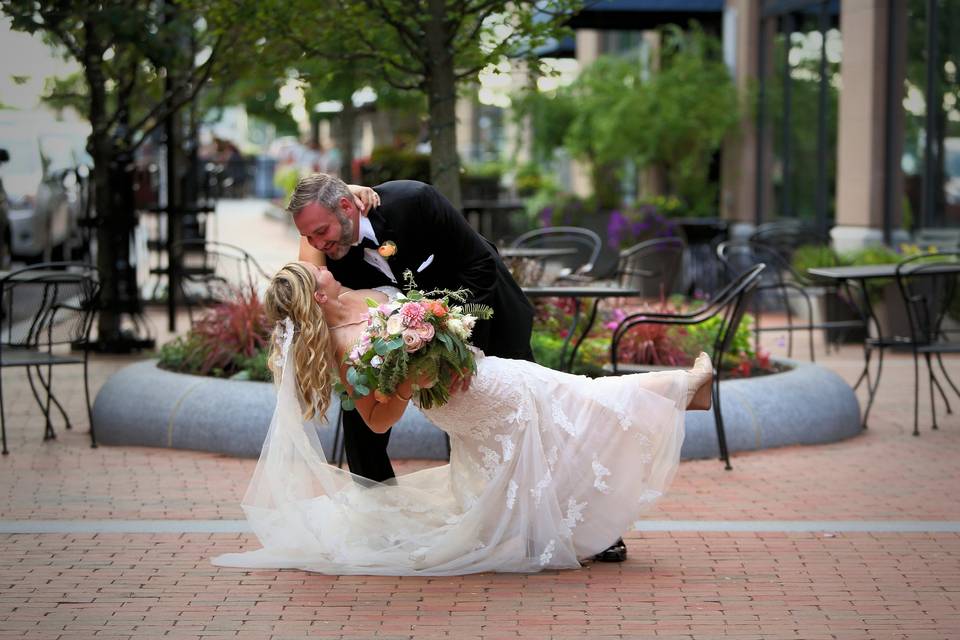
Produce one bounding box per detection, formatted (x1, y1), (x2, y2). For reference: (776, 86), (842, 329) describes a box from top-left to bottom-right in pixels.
(606, 264), (765, 470)
(0, 262), (100, 454)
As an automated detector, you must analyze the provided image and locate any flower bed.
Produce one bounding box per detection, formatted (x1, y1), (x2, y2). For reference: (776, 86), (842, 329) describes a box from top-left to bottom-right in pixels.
(157, 287), (272, 382)
(531, 294), (786, 379)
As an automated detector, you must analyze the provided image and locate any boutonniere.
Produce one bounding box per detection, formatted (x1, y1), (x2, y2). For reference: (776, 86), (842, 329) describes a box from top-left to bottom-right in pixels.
(378, 240), (397, 259)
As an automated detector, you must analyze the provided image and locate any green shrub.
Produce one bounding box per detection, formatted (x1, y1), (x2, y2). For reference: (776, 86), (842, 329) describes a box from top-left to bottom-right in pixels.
(531, 331), (608, 377)
(791, 243), (844, 275)
(236, 348), (273, 382)
(158, 332), (209, 374)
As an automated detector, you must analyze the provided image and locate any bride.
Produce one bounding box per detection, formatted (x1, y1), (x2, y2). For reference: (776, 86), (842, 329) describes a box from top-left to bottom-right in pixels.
(212, 261), (713, 575)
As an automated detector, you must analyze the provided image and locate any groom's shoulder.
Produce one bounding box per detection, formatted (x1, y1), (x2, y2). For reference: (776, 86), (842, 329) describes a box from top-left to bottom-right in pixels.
(375, 179), (432, 202)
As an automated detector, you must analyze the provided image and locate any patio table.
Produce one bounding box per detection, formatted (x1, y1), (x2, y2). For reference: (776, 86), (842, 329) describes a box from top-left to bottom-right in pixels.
(522, 285), (638, 372)
(808, 261), (960, 428)
(501, 247), (578, 287)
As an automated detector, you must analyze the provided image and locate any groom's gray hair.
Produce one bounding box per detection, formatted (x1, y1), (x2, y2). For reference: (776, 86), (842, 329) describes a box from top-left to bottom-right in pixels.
(286, 173), (353, 217)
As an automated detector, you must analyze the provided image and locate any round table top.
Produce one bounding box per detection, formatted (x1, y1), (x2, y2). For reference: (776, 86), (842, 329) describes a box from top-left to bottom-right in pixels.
(500, 247), (579, 259)
(520, 285), (639, 298)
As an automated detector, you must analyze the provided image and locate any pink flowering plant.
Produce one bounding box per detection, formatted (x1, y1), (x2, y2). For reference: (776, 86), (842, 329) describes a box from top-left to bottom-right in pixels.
(335, 272), (493, 410)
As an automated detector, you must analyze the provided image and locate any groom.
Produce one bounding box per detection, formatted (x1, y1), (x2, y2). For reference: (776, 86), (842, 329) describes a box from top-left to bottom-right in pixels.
(288, 173), (627, 562)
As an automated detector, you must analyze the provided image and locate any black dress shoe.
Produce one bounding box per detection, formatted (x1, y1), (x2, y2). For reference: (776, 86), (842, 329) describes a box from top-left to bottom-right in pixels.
(592, 537), (627, 562)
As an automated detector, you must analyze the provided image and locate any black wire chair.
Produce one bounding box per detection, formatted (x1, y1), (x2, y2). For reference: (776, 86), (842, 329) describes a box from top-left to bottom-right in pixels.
(607, 264), (765, 470)
(0, 262), (100, 454)
(748, 219), (830, 265)
(614, 237), (686, 297)
(717, 239), (865, 361)
(894, 251), (960, 436)
(171, 239), (270, 321)
(509, 226), (603, 282)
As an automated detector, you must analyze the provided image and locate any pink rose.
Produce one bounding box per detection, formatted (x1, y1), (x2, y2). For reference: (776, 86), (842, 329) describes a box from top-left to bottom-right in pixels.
(400, 302), (426, 326)
(416, 322), (435, 341)
(402, 329), (425, 352)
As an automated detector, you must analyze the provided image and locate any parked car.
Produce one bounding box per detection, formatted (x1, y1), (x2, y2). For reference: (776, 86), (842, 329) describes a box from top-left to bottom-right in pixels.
(0, 122), (93, 262)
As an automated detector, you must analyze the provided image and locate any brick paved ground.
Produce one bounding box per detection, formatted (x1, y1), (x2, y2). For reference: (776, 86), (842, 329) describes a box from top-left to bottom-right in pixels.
(1, 200), (959, 639)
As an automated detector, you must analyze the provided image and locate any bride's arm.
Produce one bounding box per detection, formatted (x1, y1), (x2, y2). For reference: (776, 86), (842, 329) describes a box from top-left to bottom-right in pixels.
(341, 365), (416, 434)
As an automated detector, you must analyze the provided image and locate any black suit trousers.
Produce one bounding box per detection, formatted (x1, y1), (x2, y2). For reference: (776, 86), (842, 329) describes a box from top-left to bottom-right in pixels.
(341, 408), (396, 483)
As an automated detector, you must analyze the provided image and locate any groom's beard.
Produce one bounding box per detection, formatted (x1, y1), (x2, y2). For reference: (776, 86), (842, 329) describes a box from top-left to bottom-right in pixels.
(326, 211), (356, 260)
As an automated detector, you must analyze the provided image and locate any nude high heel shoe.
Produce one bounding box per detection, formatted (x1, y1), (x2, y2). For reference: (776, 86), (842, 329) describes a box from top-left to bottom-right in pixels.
(687, 352), (713, 411)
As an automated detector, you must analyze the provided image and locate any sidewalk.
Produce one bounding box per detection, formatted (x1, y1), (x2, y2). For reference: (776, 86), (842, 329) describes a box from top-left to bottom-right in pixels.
(1, 202), (958, 639)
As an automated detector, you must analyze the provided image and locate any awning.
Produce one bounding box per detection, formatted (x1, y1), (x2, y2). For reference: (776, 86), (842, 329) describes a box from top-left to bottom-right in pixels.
(567, 0), (723, 31)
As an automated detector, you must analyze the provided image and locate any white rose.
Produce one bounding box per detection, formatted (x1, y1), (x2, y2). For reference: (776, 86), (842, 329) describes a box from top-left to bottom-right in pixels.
(446, 317), (468, 340)
(370, 355), (383, 368)
(386, 314), (405, 335)
(462, 315), (476, 331)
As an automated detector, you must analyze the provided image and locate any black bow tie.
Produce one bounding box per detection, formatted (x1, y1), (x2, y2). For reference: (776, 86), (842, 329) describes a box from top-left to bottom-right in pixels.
(359, 236), (378, 250)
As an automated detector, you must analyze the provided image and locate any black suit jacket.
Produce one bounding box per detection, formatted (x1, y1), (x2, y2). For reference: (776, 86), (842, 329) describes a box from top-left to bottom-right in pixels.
(325, 180), (534, 359)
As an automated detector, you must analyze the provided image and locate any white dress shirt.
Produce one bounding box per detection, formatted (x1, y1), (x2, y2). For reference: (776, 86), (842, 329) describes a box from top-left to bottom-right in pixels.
(356, 216), (396, 283)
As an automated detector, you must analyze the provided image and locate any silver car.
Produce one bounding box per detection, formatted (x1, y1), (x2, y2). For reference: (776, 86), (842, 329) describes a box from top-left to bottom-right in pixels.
(0, 123), (91, 262)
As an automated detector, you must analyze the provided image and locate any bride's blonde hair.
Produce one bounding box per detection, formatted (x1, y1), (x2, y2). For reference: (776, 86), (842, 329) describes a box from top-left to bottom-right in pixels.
(264, 262), (335, 421)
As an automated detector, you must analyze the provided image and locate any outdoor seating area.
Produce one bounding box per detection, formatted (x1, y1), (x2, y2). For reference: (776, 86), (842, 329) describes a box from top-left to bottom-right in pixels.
(2, 0), (959, 635)
(1, 286), (955, 638)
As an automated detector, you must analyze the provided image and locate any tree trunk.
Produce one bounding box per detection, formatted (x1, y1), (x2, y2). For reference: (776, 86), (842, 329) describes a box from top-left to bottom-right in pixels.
(424, 0), (462, 209)
(84, 22), (121, 346)
(85, 20), (141, 350)
(337, 100), (356, 182)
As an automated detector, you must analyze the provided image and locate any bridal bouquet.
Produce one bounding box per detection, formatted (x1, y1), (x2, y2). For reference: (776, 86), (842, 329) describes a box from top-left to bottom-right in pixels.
(336, 279), (493, 410)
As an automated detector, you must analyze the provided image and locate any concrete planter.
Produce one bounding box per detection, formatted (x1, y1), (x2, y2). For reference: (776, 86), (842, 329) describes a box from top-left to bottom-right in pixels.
(93, 358), (861, 462)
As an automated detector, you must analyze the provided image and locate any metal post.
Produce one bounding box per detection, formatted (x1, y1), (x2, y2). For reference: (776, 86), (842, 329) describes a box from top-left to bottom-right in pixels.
(815, 1), (829, 237)
(782, 13), (795, 220)
(882, 0), (900, 244)
(921, 0), (939, 230)
(755, 15), (768, 227)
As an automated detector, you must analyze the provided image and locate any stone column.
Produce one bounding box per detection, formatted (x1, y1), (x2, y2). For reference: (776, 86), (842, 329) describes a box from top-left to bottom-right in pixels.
(570, 30), (603, 199)
(833, 0), (907, 251)
(456, 91), (475, 163)
(720, 0), (766, 226)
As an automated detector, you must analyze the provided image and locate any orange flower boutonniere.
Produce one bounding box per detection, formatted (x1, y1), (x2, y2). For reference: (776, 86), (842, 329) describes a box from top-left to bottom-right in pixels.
(378, 240), (397, 259)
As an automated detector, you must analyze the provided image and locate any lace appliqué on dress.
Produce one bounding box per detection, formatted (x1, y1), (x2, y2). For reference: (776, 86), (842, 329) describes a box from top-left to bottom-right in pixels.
(592, 454), (611, 494)
(539, 539), (556, 566)
(506, 480), (519, 510)
(530, 470), (553, 506)
(561, 497), (586, 531)
(552, 403), (579, 437)
(495, 434), (515, 463)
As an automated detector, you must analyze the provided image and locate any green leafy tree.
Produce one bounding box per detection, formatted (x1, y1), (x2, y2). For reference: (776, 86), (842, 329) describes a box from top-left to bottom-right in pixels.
(519, 24), (739, 215)
(240, 0), (581, 208)
(619, 25), (740, 216)
(1, 0), (259, 348)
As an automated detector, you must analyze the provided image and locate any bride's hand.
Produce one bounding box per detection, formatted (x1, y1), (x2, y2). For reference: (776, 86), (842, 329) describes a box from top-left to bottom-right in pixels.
(347, 184), (380, 215)
(449, 369), (473, 395)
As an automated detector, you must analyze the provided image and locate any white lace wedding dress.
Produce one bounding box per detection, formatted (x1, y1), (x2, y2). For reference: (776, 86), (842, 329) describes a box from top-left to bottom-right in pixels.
(213, 309), (688, 576)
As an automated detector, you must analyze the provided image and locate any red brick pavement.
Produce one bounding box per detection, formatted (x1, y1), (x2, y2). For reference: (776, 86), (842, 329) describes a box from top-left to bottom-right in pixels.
(1, 304), (960, 638)
(1, 532), (957, 639)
